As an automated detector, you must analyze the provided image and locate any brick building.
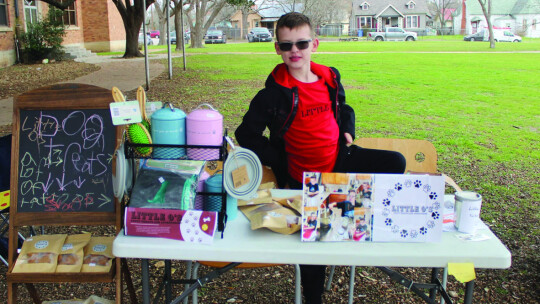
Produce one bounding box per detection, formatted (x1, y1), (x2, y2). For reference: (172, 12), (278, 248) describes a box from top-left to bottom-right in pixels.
(0, 0), (125, 68)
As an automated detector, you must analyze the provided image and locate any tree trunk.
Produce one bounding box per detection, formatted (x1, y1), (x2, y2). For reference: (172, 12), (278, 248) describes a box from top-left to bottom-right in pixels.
(112, 0), (155, 58)
(478, 0), (495, 49)
(241, 7), (249, 40)
(124, 13), (144, 57)
(174, 10), (183, 51)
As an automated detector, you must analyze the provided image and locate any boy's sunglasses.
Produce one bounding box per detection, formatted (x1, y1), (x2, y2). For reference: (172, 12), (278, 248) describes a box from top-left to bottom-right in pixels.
(277, 39), (312, 51)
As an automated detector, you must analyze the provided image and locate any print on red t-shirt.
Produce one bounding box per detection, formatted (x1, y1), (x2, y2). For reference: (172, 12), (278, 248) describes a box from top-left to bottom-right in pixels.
(284, 76), (339, 182)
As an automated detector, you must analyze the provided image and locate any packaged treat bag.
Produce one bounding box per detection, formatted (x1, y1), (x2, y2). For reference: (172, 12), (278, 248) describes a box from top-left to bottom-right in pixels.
(81, 237), (115, 273)
(83, 295), (115, 304)
(42, 300), (85, 304)
(56, 233), (92, 273)
(12, 234), (67, 273)
(41, 300), (86, 304)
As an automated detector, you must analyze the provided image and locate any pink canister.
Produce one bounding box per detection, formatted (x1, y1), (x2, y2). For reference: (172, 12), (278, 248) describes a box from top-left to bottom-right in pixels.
(186, 104), (223, 160)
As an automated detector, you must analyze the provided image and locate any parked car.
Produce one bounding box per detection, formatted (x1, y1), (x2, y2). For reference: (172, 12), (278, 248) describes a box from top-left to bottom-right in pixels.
(204, 30), (226, 44)
(169, 31), (191, 45)
(493, 30), (522, 42)
(464, 29), (522, 42)
(464, 31), (486, 41)
(247, 27), (272, 42)
(148, 30), (160, 38)
(368, 27), (417, 41)
(138, 33), (153, 46)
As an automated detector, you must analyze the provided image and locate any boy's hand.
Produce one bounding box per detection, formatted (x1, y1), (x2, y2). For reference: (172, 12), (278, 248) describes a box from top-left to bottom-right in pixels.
(344, 133), (353, 145)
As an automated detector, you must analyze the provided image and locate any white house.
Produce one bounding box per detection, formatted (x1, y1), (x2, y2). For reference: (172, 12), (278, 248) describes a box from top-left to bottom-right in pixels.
(465, 0), (540, 38)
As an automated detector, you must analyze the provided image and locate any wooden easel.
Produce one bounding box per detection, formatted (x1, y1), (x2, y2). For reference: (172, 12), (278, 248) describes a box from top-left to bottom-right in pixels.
(6, 83), (135, 304)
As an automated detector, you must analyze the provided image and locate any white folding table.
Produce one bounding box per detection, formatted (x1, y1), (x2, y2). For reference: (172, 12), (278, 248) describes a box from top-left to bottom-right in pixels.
(113, 190), (511, 304)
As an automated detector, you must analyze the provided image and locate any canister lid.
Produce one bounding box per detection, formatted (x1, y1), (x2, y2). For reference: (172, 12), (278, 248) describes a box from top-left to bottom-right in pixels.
(152, 105), (186, 121)
(455, 191), (482, 201)
(188, 104), (222, 121)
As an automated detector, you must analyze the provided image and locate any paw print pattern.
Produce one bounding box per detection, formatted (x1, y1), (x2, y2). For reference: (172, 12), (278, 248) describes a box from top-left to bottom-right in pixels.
(400, 230), (408, 238)
(382, 198), (391, 207)
(433, 202), (440, 210)
(419, 227), (428, 235)
(387, 189), (395, 197)
(395, 183), (403, 191)
(405, 180), (413, 188)
(410, 230), (419, 238)
(391, 225), (400, 233)
(385, 218), (393, 226)
(414, 180), (422, 188)
(431, 211), (440, 220)
(429, 192), (438, 200)
(427, 220), (435, 228)
(382, 208), (390, 216)
(423, 184), (431, 193)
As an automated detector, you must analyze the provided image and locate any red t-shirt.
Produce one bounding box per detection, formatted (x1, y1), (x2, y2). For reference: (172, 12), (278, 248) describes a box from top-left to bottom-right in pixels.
(284, 76), (339, 182)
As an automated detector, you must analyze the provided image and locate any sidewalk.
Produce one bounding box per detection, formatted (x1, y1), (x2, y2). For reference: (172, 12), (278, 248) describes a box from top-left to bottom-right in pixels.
(0, 54), (168, 126)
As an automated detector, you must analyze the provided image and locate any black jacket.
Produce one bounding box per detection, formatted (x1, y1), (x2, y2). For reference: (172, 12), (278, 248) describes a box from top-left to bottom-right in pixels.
(235, 62), (355, 188)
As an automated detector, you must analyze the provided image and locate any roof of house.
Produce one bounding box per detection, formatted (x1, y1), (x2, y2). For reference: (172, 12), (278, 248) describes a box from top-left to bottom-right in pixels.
(354, 0), (430, 16)
(467, 0), (540, 15)
(257, 4), (304, 19)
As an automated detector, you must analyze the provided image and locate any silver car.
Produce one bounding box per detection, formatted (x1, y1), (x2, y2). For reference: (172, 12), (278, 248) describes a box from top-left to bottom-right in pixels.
(247, 27), (272, 42)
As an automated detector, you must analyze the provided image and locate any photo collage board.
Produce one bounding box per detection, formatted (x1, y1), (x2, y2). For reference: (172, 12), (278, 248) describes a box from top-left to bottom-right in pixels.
(301, 172), (445, 243)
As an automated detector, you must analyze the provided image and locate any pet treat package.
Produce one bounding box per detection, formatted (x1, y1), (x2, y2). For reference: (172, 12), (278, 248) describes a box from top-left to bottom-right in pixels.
(42, 300), (85, 304)
(12, 234), (67, 273)
(56, 233), (92, 273)
(83, 295), (115, 304)
(81, 237), (115, 273)
(129, 160), (202, 210)
(240, 195), (302, 235)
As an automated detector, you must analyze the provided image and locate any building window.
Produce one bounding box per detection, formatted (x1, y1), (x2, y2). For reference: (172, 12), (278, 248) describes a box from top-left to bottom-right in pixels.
(24, 0), (38, 25)
(406, 15), (419, 28)
(533, 19), (536, 30)
(407, 1), (416, 9)
(0, 0), (8, 26)
(58, 0), (77, 26)
(357, 16), (372, 28)
(361, 2), (369, 10)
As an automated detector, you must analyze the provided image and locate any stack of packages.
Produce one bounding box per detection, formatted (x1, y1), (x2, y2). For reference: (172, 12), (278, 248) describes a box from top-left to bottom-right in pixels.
(42, 295), (115, 304)
(124, 159), (219, 244)
(238, 182), (303, 235)
(12, 233), (115, 274)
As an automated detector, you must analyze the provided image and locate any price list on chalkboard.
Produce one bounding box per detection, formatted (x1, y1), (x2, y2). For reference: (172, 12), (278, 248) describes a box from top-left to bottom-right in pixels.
(17, 109), (115, 212)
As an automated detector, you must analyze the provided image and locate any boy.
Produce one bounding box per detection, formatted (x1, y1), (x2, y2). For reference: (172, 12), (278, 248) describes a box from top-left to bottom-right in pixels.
(235, 12), (406, 304)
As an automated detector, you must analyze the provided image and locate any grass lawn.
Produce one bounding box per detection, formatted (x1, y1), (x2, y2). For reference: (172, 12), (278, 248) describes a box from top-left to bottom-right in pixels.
(99, 38), (540, 56)
(144, 42), (539, 302)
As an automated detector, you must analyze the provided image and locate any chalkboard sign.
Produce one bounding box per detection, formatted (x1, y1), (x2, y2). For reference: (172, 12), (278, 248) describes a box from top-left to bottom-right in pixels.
(17, 109), (115, 212)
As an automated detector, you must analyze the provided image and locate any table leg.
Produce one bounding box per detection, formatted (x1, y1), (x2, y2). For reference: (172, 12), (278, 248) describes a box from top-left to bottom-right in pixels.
(464, 280), (475, 304)
(142, 259), (150, 304)
(165, 260), (172, 304)
(184, 261), (192, 304)
(441, 267), (448, 304)
(429, 268), (440, 301)
(348, 265), (356, 304)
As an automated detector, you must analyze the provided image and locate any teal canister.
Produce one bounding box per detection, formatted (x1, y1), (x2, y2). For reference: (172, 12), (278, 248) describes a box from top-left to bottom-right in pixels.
(151, 103), (186, 158)
(203, 173), (237, 220)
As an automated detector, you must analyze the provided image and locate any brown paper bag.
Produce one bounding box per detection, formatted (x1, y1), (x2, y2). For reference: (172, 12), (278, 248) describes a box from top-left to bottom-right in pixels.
(12, 234), (68, 273)
(240, 202), (300, 235)
(56, 233), (92, 273)
(81, 236), (115, 273)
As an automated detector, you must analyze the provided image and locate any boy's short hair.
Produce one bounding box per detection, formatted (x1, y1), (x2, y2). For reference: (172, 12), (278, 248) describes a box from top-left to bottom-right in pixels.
(275, 12), (313, 42)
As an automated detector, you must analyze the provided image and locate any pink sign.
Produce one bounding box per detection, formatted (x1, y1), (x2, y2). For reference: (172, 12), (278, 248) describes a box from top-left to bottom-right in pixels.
(124, 207), (218, 244)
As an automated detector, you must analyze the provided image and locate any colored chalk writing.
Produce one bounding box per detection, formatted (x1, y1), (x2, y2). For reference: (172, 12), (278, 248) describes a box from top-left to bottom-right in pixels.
(17, 109), (115, 212)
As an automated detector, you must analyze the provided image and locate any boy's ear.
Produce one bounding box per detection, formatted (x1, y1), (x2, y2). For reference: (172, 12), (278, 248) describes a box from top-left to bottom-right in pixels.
(275, 41), (281, 55)
(311, 38), (320, 52)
